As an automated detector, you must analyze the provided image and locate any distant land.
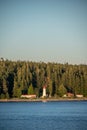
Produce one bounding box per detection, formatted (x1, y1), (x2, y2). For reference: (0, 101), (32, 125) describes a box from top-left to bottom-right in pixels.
(0, 58), (87, 99)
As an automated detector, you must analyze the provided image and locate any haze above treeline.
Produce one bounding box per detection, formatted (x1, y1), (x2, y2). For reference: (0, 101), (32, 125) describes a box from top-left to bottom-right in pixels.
(0, 58), (87, 65)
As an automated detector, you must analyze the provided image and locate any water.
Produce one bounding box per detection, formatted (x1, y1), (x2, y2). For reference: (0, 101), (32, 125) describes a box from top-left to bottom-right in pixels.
(0, 101), (87, 130)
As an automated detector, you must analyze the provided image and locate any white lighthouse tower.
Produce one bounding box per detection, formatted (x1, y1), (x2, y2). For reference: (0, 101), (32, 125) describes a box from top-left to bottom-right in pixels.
(42, 85), (46, 97)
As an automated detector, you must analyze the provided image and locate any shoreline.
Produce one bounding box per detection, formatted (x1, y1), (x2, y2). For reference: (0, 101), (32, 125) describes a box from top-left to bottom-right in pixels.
(0, 98), (87, 102)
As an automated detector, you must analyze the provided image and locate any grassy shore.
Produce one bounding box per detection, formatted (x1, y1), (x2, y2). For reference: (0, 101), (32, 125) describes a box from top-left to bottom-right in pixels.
(0, 97), (87, 102)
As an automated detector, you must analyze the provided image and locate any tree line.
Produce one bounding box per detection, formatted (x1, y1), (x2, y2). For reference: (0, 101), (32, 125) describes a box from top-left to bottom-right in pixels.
(0, 59), (87, 98)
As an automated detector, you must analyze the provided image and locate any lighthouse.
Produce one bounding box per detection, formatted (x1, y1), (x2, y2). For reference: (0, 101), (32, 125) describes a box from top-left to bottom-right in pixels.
(42, 85), (46, 97)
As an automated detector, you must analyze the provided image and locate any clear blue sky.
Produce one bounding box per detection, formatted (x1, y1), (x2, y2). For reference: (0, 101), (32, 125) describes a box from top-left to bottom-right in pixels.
(0, 0), (87, 64)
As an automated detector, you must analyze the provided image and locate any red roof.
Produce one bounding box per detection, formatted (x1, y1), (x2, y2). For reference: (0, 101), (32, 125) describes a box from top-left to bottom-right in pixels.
(43, 85), (46, 88)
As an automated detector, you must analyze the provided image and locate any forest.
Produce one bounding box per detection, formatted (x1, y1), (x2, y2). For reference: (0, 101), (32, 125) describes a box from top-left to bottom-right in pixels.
(0, 58), (87, 99)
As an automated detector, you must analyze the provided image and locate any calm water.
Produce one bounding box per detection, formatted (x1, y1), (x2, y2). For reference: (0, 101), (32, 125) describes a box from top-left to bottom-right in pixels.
(0, 101), (87, 130)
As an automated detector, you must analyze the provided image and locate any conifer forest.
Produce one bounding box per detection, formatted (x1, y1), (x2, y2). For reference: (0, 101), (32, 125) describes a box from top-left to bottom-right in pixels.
(0, 59), (87, 98)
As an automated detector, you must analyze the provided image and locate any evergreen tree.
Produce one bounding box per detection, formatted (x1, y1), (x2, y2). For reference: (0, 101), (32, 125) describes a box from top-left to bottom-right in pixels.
(57, 84), (67, 97)
(28, 84), (34, 95)
(3, 78), (9, 98)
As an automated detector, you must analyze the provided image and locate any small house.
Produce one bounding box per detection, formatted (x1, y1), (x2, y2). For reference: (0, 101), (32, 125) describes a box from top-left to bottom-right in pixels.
(21, 94), (36, 99)
(76, 94), (83, 98)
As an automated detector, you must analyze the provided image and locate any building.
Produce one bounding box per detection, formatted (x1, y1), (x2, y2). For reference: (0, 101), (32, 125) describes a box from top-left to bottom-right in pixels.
(76, 94), (83, 98)
(67, 93), (74, 97)
(63, 93), (74, 98)
(21, 94), (36, 99)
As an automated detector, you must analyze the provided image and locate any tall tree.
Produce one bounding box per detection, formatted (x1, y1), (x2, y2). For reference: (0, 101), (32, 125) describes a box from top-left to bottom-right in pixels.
(3, 78), (9, 98)
(57, 84), (67, 97)
(28, 84), (34, 95)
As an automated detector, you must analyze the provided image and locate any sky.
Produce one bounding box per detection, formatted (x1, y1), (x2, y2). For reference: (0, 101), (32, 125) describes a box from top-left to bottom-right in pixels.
(0, 0), (87, 64)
